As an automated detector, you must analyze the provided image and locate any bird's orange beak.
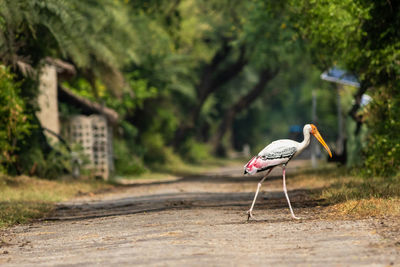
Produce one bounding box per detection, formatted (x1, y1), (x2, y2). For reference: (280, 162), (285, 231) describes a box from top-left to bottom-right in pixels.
(311, 126), (332, 158)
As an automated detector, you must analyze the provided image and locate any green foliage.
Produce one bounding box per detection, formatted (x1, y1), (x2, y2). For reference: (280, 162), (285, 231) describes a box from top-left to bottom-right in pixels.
(141, 132), (168, 164)
(232, 59), (336, 152)
(0, 67), (32, 171)
(113, 121), (146, 176)
(21, 145), (68, 179)
(5, 0), (399, 179)
(240, 0), (298, 69)
(0, 0), (139, 93)
(140, 129), (185, 168)
(63, 72), (159, 118)
(178, 138), (211, 163)
(113, 139), (146, 176)
(288, 0), (369, 69)
(127, 72), (159, 109)
(357, 1), (400, 176)
(16, 141), (87, 179)
(290, 0), (400, 176)
(363, 88), (400, 177)
(18, 0), (137, 66)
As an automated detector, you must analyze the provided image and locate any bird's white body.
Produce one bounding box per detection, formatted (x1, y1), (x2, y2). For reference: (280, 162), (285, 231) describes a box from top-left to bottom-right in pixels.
(244, 125), (312, 175)
(243, 124), (331, 221)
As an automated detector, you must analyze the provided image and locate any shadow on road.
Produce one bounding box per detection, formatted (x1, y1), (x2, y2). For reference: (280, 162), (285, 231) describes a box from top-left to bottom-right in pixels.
(114, 174), (284, 188)
(47, 187), (326, 222)
(46, 161), (326, 223)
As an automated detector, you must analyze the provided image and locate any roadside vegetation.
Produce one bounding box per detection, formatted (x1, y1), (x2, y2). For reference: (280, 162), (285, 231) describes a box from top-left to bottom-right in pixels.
(2, 161), (399, 229)
(0, 175), (113, 228)
(290, 165), (400, 218)
(0, 1), (400, 227)
(321, 174), (400, 218)
(1, 0), (398, 178)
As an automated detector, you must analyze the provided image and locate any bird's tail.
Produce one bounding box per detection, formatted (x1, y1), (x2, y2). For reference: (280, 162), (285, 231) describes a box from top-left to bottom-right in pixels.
(244, 156), (259, 175)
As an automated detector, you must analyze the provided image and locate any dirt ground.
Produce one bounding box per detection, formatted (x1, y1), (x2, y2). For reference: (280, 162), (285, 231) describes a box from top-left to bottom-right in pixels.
(0, 161), (399, 266)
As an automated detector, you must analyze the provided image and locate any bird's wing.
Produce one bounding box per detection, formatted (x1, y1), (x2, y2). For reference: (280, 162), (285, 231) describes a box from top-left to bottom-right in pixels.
(258, 140), (298, 160)
(244, 141), (298, 175)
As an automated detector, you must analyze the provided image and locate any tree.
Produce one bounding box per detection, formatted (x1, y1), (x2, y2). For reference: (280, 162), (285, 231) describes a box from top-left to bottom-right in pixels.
(210, 0), (306, 154)
(0, 0), (138, 93)
(172, 40), (248, 147)
(0, 0), (140, 176)
(290, 0), (400, 175)
(213, 68), (279, 154)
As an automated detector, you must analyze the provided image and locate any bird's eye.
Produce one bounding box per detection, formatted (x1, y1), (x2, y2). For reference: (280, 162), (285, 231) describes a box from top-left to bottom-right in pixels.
(311, 125), (316, 133)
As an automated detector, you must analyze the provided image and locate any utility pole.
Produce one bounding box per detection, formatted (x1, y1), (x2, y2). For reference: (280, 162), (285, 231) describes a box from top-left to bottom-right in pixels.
(311, 89), (317, 168)
(336, 85), (344, 155)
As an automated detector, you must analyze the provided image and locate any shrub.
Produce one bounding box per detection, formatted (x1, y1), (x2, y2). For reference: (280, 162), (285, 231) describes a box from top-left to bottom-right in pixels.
(113, 139), (146, 176)
(0, 67), (32, 172)
(141, 132), (168, 164)
(363, 86), (400, 177)
(178, 138), (211, 163)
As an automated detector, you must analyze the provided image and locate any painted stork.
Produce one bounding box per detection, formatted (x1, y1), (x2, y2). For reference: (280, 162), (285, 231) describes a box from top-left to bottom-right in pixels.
(244, 124), (332, 221)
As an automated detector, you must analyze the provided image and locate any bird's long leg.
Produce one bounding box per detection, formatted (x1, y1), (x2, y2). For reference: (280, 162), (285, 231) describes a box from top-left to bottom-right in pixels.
(282, 165), (301, 220)
(247, 168), (273, 221)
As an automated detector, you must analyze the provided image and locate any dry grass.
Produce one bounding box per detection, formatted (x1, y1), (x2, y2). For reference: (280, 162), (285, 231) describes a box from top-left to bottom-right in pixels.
(0, 158), (242, 228)
(326, 198), (400, 218)
(290, 164), (400, 218)
(0, 175), (113, 228)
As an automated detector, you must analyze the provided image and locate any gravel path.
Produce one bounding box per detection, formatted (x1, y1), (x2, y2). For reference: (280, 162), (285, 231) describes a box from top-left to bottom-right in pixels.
(1, 162), (399, 266)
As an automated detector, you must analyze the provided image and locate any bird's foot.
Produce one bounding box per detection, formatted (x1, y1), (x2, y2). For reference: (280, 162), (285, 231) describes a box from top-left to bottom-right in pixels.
(291, 215), (301, 220)
(246, 210), (255, 221)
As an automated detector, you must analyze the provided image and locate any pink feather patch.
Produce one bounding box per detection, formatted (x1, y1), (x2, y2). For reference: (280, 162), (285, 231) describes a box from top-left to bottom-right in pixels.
(244, 156), (260, 174)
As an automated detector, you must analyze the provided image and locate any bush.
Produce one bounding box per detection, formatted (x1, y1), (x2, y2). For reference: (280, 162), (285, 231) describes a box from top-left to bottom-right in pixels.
(113, 139), (146, 176)
(0, 67), (32, 172)
(178, 138), (211, 163)
(141, 132), (169, 164)
(20, 143), (73, 179)
(363, 86), (400, 177)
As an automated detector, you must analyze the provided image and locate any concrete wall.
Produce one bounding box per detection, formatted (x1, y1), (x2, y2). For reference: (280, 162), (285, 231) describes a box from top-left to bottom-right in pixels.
(37, 64), (60, 141)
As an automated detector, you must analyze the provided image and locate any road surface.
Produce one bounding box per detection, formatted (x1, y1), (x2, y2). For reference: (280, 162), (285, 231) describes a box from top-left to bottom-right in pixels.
(0, 162), (399, 266)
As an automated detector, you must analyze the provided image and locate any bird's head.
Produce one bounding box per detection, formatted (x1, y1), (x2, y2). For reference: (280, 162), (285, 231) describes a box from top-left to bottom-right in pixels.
(307, 124), (332, 158)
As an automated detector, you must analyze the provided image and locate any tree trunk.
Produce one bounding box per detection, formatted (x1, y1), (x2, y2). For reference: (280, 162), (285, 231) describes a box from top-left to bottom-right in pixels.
(213, 68), (279, 155)
(172, 43), (247, 148)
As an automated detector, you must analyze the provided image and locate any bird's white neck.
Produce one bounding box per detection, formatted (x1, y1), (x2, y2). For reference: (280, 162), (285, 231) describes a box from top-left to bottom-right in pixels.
(297, 128), (311, 154)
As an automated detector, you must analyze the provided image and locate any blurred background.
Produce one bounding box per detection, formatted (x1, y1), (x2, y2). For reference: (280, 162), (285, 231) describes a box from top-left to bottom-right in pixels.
(0, 0), (399, 179)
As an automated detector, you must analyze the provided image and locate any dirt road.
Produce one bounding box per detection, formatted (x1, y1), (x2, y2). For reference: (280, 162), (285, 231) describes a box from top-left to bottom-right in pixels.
(1, 162), (399, 266)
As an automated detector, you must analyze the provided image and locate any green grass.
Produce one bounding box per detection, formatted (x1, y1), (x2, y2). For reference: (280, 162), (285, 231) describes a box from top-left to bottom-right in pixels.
(0, 201), (52, 228)
(0, 175), (113, 228)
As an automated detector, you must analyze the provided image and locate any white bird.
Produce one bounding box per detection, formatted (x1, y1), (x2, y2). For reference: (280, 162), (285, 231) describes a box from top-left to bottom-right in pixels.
(244, 124), (332, 221)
